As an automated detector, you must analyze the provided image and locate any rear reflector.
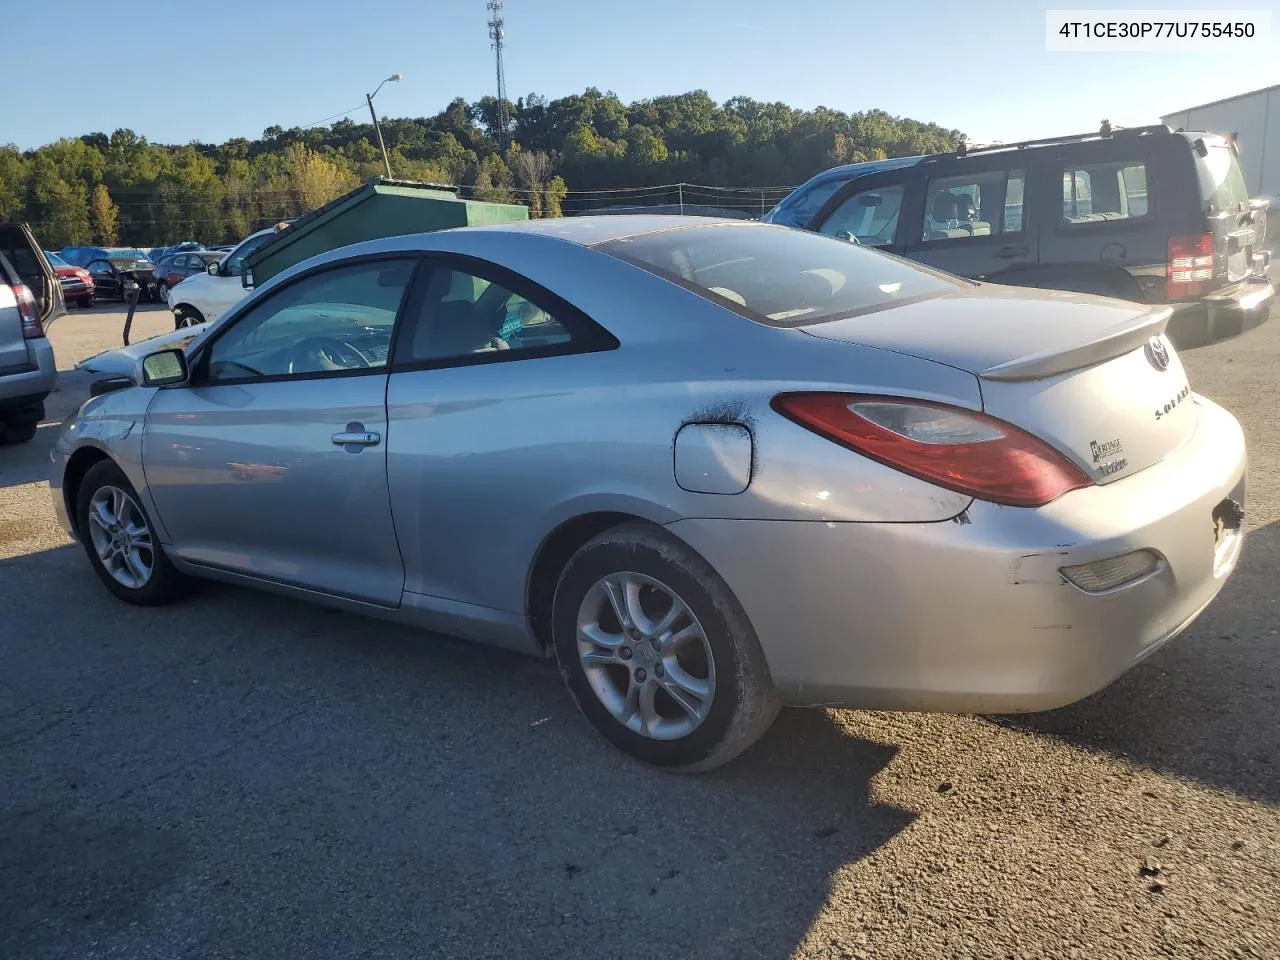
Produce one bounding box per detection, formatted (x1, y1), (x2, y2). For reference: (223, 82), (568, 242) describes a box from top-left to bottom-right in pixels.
(12, 283), (45, 339)
(1060, 550), (1160, 593)
(771, 393), (1093, 507)
(1167, 233), (1214, 299)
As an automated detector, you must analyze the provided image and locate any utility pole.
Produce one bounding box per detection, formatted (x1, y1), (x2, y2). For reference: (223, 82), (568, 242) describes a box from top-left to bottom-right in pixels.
(366, 73), (402, 180)
(487, 1), (508, 151)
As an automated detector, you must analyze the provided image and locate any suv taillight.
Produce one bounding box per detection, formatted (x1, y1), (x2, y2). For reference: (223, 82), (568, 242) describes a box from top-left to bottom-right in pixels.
(1167, 233), (1215, 300)
(11, 283), (45, 339)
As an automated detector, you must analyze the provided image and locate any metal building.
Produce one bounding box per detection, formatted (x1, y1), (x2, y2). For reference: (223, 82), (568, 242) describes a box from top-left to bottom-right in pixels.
(1162, 83), (1280, 201)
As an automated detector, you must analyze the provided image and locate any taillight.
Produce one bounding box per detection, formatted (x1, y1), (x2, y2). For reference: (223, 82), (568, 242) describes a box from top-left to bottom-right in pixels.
(1167, 233), (1215, 299)
(11, 283), (45, 339)
(771, 393), (1093, 508)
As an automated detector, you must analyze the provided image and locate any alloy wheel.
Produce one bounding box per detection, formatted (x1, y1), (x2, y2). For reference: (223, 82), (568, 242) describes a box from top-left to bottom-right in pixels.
(86, 485), (155, 589)
(575, 571), (716, 740)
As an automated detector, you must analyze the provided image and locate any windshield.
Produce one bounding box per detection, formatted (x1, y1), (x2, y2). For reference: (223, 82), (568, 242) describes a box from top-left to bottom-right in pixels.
(1198, 143), (1251, 214)
(598, 223), (961, 327)
(762, 177), (846, 228)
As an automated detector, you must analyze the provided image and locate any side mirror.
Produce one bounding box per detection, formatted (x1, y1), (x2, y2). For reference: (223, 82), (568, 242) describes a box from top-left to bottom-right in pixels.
(141, 348), (189, 387)
(207, 261), (219, 276)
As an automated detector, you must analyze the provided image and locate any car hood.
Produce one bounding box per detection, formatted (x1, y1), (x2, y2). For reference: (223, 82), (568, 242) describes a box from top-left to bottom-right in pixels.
(77, 324), (209, 377)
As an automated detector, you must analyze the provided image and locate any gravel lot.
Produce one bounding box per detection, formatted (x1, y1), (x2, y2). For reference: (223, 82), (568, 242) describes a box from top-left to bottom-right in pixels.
(2, 299), (1278, 960)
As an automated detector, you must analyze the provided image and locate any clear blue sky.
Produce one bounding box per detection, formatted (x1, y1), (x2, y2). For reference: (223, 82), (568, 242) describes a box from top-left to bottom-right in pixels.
(8, 0), (1278, 151)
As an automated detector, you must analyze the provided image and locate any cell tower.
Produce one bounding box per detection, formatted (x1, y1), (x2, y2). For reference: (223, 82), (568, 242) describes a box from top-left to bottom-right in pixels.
(486, 1), (508, 150)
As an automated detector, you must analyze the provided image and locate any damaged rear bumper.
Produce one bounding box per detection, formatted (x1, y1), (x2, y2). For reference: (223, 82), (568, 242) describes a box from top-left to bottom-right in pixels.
(667, 395), (1247, 713)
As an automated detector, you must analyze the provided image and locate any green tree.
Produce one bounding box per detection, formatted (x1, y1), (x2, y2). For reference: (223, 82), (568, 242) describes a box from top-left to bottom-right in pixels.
(543, 176), (568, 218)
(28, 156), (91, 247)
(89, 184), (119, 244)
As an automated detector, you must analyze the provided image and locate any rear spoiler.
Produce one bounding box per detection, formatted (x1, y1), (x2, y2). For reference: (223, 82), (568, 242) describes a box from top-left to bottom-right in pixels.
(979, 306), (1172, 382)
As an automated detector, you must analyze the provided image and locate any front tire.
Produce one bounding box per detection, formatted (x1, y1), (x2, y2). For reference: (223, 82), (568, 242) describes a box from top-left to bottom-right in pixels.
(173, 305), (204, 330)
(157, 281), (170, 304)
(76, 460), (189, 606)
(551, 523), (780, 771)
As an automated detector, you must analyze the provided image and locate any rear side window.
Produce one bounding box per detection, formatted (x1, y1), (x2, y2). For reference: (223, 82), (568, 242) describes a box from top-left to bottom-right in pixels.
(1198, 143), (1250, 214)
(922, 169), (1025, 242)
(599, 224), (961, 328)
(1062, 161), (1148, 223)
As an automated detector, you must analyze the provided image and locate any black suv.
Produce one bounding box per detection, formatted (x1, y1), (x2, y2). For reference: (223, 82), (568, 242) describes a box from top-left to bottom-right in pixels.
(768, 124), (1273, 348)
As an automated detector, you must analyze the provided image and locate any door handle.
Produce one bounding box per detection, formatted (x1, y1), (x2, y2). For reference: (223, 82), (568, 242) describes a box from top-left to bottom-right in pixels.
(993, 245), (1030, 260)
(331, 430), (381, 447)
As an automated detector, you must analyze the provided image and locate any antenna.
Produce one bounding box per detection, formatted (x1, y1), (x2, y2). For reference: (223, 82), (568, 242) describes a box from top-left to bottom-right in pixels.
(486, 1), (508, 150)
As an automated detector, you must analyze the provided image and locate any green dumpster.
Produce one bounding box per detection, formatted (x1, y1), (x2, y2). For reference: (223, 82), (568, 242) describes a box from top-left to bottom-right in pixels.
(244, 178), (528, 286)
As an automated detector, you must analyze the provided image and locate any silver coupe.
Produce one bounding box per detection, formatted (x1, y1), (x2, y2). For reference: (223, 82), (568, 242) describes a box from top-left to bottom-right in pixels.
(51, 216), (1248, 770)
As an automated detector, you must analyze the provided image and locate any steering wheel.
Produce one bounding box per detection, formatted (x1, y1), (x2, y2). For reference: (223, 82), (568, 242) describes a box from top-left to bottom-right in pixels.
(286, 336), (370, 374)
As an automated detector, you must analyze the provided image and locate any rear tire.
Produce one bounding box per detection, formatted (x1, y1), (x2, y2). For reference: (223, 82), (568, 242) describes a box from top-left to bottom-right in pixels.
(157, 281), (170, 304)
(80, 295), (95, 308)
(0, 402), (42, 445)
(76, 459), (189, 606)
(551, 523), (780, 772)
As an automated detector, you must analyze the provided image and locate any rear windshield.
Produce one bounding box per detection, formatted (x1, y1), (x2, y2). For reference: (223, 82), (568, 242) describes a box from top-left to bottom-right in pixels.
(1198, 143), (1250, 214)
(598, 224), (961, 327)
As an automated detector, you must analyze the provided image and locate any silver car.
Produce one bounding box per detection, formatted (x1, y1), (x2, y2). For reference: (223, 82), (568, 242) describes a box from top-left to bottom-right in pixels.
(50, 217), (1248, 770)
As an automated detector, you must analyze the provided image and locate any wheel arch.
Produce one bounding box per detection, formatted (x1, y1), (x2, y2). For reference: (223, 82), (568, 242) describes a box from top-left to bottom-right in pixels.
(525, 511), (672, 655)
(61, 445), (112, 540)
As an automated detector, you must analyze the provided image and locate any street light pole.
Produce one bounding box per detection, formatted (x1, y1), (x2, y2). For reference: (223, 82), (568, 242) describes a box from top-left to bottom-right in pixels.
(366, 73), (402, 180)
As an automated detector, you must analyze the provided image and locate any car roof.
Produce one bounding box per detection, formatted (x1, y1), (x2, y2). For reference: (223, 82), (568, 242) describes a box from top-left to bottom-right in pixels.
(802, 155), (924, 186)
(454, 214), (761, 247)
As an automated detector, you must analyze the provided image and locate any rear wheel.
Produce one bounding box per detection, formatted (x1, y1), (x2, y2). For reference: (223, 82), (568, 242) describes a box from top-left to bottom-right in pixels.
(76, 460), (189, 605)
(0, 401), (42, 445)
(79, 295), (95, 308)
(551, 523), (780, 771)
(157, 280), (170, 304)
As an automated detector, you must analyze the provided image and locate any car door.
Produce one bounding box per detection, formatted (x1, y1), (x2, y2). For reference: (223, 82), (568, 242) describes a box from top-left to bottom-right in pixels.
(141, 255), (419, 606)
(899, 158), (1036, 283)
(86, 259), (120, 299)
(384, 255), (618, 612)
(0, 223), (65, 330)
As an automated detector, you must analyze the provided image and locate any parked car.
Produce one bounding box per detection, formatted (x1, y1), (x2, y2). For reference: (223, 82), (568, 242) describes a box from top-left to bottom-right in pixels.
(153, 251), (224, 303)
(52, 217), (1247, 770)
(168, 227), (279, 328)
(61, 246), (152, 268)
(766, 124), (1273, 349)
(148, 241), (204, 263)
(44, 250), (96, 307)
(1, 224), (63, 444)
(84, 253), (160, 303)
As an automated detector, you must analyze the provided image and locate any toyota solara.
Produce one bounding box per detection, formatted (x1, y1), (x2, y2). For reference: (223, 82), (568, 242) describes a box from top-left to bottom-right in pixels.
(51, 216), (1247, 770)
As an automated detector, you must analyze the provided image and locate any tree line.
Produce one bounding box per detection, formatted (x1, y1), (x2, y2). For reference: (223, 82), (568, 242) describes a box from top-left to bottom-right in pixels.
(0, 88), (962, 249)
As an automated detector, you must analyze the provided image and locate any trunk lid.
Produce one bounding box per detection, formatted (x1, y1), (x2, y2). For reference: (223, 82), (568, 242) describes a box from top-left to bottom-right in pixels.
(799, 283), (1197, 483)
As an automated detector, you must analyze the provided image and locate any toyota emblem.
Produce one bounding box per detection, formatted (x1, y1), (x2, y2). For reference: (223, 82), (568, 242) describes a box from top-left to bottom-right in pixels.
(1146, 336), (1170, 372)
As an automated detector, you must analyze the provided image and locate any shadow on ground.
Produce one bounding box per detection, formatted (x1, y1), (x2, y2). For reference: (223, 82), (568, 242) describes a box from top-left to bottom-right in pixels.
(0, 543), (913, 960)
(999, 519), (1280, 805)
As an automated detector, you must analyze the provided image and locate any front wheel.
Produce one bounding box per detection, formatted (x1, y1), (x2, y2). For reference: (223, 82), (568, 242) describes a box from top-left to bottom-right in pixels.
(156, 281), (170, 304)
(173, 305), (204, 330)
(76, 460), (189, 605)
(80, 295), (95, 308)
(551, 523), (780, 771)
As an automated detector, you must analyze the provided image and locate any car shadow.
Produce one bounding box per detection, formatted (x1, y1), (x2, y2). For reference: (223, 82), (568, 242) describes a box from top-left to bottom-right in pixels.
(0, 543), (914, 960)
(995, 518), (1280, 805)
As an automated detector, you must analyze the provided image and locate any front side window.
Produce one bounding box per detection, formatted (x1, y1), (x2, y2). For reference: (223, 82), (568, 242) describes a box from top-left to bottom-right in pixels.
(816, 184), (905, 247)
(399, 265), (576, 364)
(600, 223), (960, 328)
(922, 169), (1024, 242)
(1062, 160), (1148, 223)
(204, 258), (415, 381)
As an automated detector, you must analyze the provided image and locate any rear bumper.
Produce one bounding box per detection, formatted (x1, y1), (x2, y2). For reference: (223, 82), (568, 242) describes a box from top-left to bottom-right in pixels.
(0, 338), (56, 408)
(1166, 276), (1274, 348)
(668, 396), (1247, 713)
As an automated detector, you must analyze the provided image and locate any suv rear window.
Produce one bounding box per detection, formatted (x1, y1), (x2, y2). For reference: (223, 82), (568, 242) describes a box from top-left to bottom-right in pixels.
(1198, 143), (1250, 214)
(598, 224), (961, 327)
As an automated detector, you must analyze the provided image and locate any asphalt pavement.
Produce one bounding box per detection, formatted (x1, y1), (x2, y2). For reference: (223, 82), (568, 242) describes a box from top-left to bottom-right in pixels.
(1, 300), (1278, 960)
